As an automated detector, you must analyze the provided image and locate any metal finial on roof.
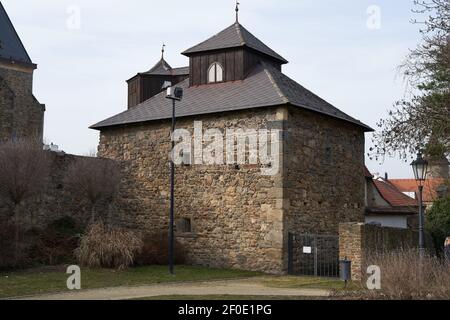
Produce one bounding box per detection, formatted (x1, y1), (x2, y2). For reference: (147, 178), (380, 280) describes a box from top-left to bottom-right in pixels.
(235, 1), (240, 22)
(161, 43), (166, 59)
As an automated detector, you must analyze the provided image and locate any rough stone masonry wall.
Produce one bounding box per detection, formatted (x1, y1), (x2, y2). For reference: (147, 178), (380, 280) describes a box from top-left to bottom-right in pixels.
(98, 105), (367, 274)
(0, 62), (45, 142)
(339, 222), (419, 280)
(284, 107), (366, 235)
(0, 75), (14, 141)
(0, 152), (107, 229)
(98, 107), (286, 273)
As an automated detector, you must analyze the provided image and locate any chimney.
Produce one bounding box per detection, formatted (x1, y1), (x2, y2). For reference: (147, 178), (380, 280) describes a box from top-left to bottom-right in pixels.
(385, 172), (388, 180)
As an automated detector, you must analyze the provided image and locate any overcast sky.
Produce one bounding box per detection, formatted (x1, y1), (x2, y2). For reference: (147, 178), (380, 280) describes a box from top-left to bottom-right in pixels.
(3, 0), (425, 178)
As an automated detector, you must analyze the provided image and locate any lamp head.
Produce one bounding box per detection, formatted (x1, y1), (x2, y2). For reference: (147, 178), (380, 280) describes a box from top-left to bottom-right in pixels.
(166, 86), (183, 100)
(411, 152), (428, 183)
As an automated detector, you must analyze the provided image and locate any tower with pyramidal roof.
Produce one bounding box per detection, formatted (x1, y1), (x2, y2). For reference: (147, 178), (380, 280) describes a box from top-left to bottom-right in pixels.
(0, 1), (45, 143)
(91, 6), (372, 274)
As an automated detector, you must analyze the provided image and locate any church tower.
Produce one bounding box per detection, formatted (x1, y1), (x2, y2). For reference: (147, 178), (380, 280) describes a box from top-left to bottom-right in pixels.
(0, 1), (45, 143)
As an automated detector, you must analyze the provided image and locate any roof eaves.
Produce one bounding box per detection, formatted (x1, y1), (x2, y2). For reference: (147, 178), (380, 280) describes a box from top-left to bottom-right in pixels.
(0, 56), (36, 69)
(90, 101), (288, 130)
(366, 207), (418, 215)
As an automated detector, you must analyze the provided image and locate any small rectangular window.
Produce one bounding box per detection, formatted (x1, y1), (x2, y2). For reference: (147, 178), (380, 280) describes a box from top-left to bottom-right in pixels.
(176, 218), (192, 233)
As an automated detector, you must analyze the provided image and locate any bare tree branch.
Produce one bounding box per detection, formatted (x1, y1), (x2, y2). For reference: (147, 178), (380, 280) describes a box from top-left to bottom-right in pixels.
(64, 156), (121, 224)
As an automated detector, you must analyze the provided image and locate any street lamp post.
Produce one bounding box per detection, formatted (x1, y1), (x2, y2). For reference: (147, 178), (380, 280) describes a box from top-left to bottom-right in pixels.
(411, 152), (428, 259)
(165, 83), (183, 275)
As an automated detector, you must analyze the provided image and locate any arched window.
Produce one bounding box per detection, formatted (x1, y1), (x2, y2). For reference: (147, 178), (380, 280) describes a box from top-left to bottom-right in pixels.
(208, 62), (224, 83)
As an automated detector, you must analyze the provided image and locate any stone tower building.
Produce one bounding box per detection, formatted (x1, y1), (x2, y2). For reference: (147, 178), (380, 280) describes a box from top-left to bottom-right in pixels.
(428, 157), (450, 180)
(0, 2), (45, 143)
(91, 18), (372, 273)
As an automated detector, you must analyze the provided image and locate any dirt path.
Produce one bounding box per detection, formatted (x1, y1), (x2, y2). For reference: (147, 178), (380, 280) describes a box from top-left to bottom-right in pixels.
(17, 278), (330, 300)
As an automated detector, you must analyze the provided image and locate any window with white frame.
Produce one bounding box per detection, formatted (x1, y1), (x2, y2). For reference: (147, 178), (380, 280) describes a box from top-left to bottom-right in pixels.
(208, 62), (224, 83)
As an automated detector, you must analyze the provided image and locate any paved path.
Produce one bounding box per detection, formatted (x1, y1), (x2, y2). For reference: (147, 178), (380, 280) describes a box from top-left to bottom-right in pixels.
(17, 278), (330, 300)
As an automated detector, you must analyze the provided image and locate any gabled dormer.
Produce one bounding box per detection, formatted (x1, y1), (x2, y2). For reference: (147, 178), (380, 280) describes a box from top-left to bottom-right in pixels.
(182, 22), (288, 87)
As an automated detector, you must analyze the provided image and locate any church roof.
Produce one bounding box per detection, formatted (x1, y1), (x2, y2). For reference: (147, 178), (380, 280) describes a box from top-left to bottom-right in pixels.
(91, 62), (372, 131)
(182, 22), (288, 64)
(0, 2), (33, 65)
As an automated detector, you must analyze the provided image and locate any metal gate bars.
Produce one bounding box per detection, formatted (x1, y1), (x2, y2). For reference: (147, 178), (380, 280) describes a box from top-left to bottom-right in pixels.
(288, 233), (339, 278)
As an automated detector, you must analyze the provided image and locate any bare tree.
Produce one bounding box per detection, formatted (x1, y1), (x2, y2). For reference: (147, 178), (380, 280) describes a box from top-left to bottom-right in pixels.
(64, 156), (121, 224)
(372, 0), (449, 162)
(0, 139), (51, 261)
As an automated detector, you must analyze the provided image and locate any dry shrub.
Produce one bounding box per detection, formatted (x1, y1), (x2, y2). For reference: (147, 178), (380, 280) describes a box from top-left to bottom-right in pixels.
(75, 223), (142, 270)
(135, 233), (186, 266)
(364, 249), (450, 300)
(30, 217), (82, 266)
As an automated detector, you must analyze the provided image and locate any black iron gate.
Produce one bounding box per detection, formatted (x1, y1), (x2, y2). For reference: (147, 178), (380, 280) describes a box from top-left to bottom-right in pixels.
(288, 233), (339, 278)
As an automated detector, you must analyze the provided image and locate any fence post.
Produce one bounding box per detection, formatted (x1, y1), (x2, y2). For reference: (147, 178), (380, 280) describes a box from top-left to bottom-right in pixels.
(445, 237), (450, 264)
(288, 233), (294, 275)
(314, 234), (318, 277)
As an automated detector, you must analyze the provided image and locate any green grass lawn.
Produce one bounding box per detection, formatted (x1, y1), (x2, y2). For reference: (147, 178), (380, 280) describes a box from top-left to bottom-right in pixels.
(0, 265), (260, 299)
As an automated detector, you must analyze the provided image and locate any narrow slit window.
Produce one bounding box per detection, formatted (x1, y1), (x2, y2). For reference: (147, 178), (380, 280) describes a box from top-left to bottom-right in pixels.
(208, 62), (224, 83)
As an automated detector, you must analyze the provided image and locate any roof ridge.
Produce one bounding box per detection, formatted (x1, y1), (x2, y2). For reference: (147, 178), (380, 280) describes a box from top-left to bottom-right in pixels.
(261, 63), (289, 104)
(235, 22), (245, 45)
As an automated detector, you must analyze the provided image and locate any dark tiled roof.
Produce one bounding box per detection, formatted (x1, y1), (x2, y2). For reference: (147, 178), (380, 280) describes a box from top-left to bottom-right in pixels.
(91, 62), (372, 131)
(182, 23), (288, 64)
(0, 2), (33, 64)
(143, 58), (172, 75)
(131, 58), (189, 79)
(170, 66), (190, 76)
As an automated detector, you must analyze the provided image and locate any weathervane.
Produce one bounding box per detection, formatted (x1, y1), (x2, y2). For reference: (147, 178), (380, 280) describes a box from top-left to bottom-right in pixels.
(161, 43), (166, 59)
(235, 1), (240, 22)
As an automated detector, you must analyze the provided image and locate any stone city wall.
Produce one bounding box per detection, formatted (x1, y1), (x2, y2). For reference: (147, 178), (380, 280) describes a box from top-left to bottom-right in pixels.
(339, 222), (419, 280)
